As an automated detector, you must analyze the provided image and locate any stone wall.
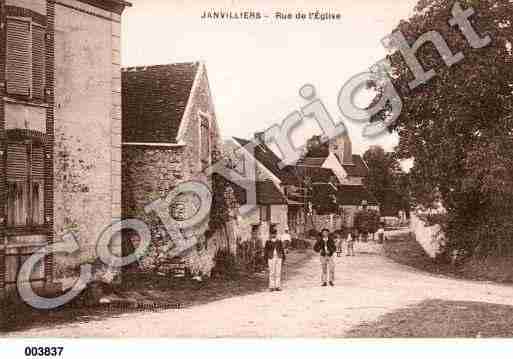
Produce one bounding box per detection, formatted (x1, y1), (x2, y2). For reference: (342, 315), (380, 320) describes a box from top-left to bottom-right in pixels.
(410, 214), (444, 258)
(121, 64), (225, 277)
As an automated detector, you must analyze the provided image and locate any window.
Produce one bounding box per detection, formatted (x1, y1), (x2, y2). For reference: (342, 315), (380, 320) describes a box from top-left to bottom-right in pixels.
(5, 247), (45, 284)
(6, 143), (45, 227)
(5, 17), (46, 100)
(260, 205), (271, 222)
(199, 113), (211, 170)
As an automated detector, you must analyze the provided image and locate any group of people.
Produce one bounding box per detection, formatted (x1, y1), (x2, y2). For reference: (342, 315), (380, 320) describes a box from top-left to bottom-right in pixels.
(264, 226), (386, 291)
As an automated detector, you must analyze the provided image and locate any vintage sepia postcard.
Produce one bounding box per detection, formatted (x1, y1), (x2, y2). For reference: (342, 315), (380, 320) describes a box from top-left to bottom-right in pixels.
(1, 0), (513, 350)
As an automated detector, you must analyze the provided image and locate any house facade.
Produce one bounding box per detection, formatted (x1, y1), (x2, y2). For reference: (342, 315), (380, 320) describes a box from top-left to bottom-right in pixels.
(228, 136), (288, 247)
(122, 62), (228, 277)
(296, 133), (379, 231)
(0, 0), (130, 294)
(234, 131), (379, 236)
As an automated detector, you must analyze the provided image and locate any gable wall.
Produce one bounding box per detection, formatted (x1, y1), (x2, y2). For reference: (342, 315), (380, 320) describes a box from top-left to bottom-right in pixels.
(122, 64), (225, 277)
(321, 152), (347, 183)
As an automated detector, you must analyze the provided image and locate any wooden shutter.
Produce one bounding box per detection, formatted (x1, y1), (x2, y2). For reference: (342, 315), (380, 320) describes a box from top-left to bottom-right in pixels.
(6, 183), (16, 227)
(7, 144), (28, 181)
(6, 19), (31, 97)
(31, 146), (44, 181)
(32, 25), (46, 100)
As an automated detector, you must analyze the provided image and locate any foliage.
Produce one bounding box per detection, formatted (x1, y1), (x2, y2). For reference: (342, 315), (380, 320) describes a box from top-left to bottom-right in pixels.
(417, 212), (448, 229)
(210, 173), (238, 231)
(369, 0), (513, 256)
(354, 209), (381, 234)
(363, 145), (411, 214)
(304, 135), (330, 157)
(123, 191), (178, 274)
(211, 248), (239, 279)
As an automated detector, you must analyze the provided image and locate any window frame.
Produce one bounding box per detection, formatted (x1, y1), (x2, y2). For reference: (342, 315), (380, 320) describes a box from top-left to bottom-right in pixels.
(260, 205), (271, 222)
(198, 111), (212, 171)
(5, 15), (47, 102)
(4, 248), (46, 285)
(5, 141), (46, 230)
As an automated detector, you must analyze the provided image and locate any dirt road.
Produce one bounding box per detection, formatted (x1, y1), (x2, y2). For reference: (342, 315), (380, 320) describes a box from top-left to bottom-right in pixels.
(7, 240), (513, 337)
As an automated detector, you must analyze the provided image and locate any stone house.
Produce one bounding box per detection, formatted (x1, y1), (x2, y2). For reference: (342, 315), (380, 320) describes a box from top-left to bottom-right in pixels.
(0, 0), (130, 294)
(121, 62), (228, 277)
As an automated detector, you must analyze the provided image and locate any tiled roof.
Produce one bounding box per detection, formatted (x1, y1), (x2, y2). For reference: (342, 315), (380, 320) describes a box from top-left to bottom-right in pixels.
(78, 0), (132, 15)
(281, 166), (338, 186)
(342, 155), (369, 178)
(296, 154), (369, 178)
(233, 137), (291, 181)
(256, 181), (288, 205)
(122, 62), (200, 143)
(296, 157), (326, 167)
(232, 180), (288, 205)
(336, 185), (378, 206)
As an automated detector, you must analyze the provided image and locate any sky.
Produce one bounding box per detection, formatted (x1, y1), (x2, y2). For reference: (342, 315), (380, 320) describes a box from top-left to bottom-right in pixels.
(121, 0), (418, 157)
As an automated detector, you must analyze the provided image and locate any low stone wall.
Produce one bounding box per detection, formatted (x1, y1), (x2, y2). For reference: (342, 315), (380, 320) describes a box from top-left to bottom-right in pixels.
(410, 214), (444, 258)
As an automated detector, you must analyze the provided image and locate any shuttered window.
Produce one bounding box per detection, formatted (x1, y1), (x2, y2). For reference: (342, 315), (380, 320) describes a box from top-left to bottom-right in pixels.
(31, 146), (45, 181)
(5, 247), (45, 284)
(7, 144), (29, 181)
(31, 147), (45, 225)
(5, 143), (45, 227)
(32, 25), (46, 100)
(5, 17), (46, 100)
(6, 19), (31, 97)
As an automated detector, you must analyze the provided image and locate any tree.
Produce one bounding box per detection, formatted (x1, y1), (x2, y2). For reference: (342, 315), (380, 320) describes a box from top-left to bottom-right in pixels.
(354, 209), (381, 239)
(370, 0), (513, 257)
(363, 146), (410, 215)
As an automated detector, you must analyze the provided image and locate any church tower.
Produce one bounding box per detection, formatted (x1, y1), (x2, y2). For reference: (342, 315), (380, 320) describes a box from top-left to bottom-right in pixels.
(329, 131), (353, 165)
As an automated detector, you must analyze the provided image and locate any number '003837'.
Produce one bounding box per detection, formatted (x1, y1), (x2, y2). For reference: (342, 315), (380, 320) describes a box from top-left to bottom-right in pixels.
(24, 347), (64, 357)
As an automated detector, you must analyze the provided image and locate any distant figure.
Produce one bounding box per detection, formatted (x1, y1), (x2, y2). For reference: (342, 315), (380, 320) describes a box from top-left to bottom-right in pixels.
(346, 229), (356, 256)
(335, 231), (344, 257)
(377, 224), (385, 244)
(264, 228), (286, 292)
(313, 228), (337, 287)
(281, 227), (292, 253)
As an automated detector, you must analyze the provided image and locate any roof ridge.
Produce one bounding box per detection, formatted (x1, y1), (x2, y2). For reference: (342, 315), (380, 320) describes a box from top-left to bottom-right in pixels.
(122, 61), (200, 72)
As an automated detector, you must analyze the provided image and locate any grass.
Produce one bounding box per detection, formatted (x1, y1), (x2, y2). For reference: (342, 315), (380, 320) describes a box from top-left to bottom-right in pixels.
(383, 233), (460, 276)
(367, 233), (513, 337)
(346, 299), (513, 338)
(1, 249), (314, 334)
(383, 232), (513, 283)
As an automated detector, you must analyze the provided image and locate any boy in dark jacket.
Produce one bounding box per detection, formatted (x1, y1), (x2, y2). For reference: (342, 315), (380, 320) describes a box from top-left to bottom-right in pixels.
(313, 228), (337, 286)
(264, 228), (286, 291)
